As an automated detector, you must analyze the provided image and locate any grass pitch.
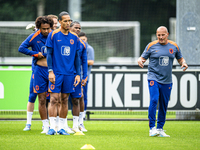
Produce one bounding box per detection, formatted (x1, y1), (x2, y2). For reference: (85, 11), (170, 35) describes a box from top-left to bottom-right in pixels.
(0, 120), (199, 150)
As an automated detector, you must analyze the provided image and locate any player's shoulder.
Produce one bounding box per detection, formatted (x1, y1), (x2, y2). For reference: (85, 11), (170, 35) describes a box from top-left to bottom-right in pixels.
(146, 40), (159, 51)
(69, 31), (79, 38)
(51, 29), (61, 38)
(79, 38), (86, 49)
(168, 40), (180, 51)
(29, 30), (41, 43)
(87, 44), (94, 50)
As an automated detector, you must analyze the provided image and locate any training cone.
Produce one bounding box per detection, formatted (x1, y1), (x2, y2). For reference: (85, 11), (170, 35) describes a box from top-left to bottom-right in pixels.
(74, 132), (85, 135)
(80, 144), (95, 149)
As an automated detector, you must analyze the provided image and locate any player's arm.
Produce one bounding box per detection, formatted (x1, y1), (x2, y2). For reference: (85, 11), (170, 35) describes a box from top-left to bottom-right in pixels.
(177, 57), (188, 71)
(74, 50), (81, 87)
(18, 35), (44, 59)
(137, 57), (146, 68)
(81, 45), (88, 86)
(138, 44), (151, 68)
(47, 47), (55, 84)
(87, 46), (94, 66)
(88, 60), (94, 66)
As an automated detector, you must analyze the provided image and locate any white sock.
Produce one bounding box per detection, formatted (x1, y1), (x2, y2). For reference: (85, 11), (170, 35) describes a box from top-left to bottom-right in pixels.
(59, 118), (66, 130)
(83, 110), (86, 119)
(56, 116), (59, 127)
(27, 111), (33, 124)
(42, 119), (49, 128)
(49, 117), (56, 130)
(79, 112), (84, 125)
(45, 119), (49, 127)
(73, 116), (79, 129)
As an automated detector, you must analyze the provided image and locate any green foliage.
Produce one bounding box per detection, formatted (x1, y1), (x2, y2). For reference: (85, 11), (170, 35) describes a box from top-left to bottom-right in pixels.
(0, 0), (38, 21)
(0, 0), (177, 54)
(82, 0), (176, 52)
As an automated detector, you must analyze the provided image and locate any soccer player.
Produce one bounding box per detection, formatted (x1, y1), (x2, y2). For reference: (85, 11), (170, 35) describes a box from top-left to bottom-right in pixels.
(47, 14), (58, 30)
(22, 62), (37, 131)
(47, 14), (61, 131)
(69, 21), (88, 132)
(46, 11), (81, 135)
(138, 26), (188, 137)
(79, 32), (95, 121)
(19, 16), (53, 133)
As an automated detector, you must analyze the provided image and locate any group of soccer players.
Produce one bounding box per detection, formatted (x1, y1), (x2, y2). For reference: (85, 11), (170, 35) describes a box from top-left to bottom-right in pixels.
(18, 11), (94, 135)
(18, 10), (189, 138)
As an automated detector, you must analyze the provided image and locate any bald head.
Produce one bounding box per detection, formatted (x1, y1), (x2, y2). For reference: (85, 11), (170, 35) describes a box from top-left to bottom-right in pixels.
(156, 26), (169, 45)
(156, 26), (168, 34)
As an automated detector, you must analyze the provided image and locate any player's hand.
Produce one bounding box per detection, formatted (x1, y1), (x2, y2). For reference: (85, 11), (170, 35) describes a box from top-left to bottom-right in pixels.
(137, 57), (146, 68)
(181, 62), (188, 71)
(38, 52), (44, 59)
(49, 71), (55, 84)
(74, 75), (80, 87)
(81, 79), (87, 86)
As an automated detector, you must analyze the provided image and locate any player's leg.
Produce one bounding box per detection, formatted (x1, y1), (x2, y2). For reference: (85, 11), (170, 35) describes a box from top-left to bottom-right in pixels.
(148, 80), (159, 136)
(46, 73), (62, 135)
(62, 75), (81, 134)
(83, 81), (88, 119)
(23, 73), (37, 131)
(47, 92), (59, 135)
(79, 87), (87, 132)
(157, 83), (172, 137)
(38, 92), (49, 133)
(42, 92), (50, 131)
(33, 65), (49, 133)
(70, 79), (82, 133)
(71, 97), (81, 132)
(55, 93), (61, 132)
(63, 95), (74, 134)
(56, 92), (70, 135)
(46, 92), (50, 119)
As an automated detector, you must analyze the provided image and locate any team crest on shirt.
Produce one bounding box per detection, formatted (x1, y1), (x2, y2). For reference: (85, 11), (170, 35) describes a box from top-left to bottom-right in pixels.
(61, 46), (70, 56)
(169, 48), (173, 54)
(159, 56), (169, 66)
(41, 46), (47, 54)
(70, 39), (74, 45)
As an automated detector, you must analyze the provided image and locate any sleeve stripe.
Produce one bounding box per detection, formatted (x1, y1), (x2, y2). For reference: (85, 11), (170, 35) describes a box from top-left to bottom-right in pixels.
(51, 29), (61, 39)
(80, 39), (86, 49)
(29, 30), (41, 43)
(168, 40), (180, 51)
(146, 40), (158, 52)
(69, 31), (79, 37)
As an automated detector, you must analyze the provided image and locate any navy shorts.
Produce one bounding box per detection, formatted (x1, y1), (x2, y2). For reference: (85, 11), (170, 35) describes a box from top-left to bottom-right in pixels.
(48, 74), (75, 93)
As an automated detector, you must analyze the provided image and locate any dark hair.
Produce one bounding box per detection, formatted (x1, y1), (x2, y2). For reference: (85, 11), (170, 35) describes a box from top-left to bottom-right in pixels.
(78, 31), (86, 37)
(35, 16), (53, 29)
(70, 21), (80, 27)
(58, 11), (70, 21)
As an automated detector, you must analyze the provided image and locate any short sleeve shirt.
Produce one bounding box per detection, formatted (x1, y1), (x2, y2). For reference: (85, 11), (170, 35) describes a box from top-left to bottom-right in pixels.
(141, 40), (183, 84)
(46, 29), (80, 75)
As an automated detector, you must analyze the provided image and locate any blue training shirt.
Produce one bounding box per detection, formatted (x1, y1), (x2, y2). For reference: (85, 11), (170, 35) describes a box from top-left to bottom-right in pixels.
(141, 40), (183, 84)
(46, 29), (80, 75)
(79, 39), (88, 80)
(86, 43), (95, 82)
(18, 30), (49, 67)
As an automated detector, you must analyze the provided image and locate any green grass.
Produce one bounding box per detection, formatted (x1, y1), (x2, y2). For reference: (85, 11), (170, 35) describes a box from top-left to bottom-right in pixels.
(0, 120), (199, 150)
